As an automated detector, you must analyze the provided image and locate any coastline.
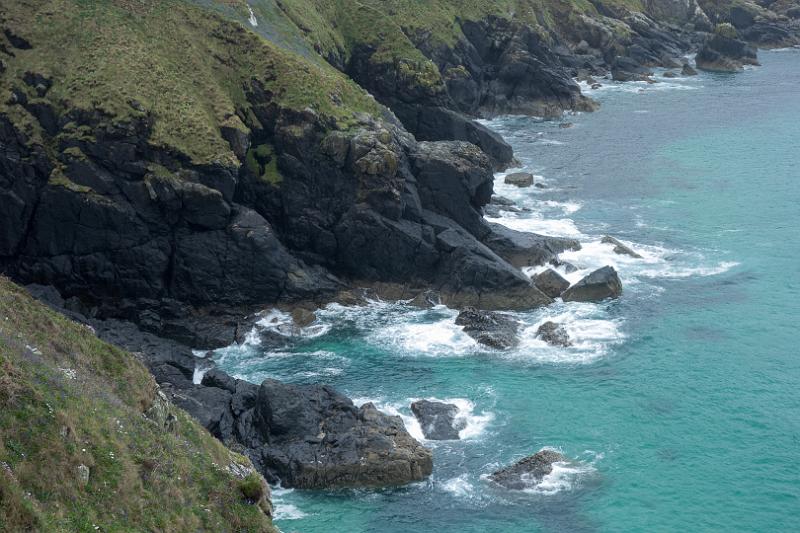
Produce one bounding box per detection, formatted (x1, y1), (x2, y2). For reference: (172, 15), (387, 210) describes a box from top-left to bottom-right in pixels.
(2, 0), (800, 529)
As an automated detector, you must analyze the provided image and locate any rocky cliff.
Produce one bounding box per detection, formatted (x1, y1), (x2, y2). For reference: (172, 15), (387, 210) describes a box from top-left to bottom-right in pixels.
(2, 0), (799, 501)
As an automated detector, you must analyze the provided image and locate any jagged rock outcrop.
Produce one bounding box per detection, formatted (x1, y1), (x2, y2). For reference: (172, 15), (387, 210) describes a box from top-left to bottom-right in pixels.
(411, 400), (466, 440)
(0, 6), (566, 341)
(536, 321), (573, 347)
(170, 377), (433, 489)
(562, 266), (623, 302)
(23, 286), (433, 490)
(455, 307), (520, 349)
(602, 236), (643, 258)
(696, 23), (760, 71)
(488, 449), (566, 490)
(534, 269), (571, 299)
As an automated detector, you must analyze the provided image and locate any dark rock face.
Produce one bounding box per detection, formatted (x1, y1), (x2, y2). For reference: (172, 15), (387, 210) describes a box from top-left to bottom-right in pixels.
(562, 266), (623, 302)
(455, 307), (519, 349)
(534, 269), (571, 299)
(504, 172), (534, 187)
(23, 283), (432, 489)
(425, 16), (596, 119)
(411, 400), (466, 440)
(251, 381), (432, 488)
(1, 81), (564, 333)
(488, 449), (565, 490)
(483, 223), (581, 269)
(696, 26), (759, 72)
(536, 321), (572, 347)
(394, 104), (514, 170)
(171, 378), (433, 489)
(601, 236), (643, 258)
(612, 56), (655, 82)
(681, 63), (699, 76)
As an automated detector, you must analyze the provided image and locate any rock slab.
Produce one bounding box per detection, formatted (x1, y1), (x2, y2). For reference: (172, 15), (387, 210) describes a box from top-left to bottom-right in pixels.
(534, 269), (571, 298)
(411, 400), (466, 440)
(561, 266), (623, 302)
(536, 321), (572, 347)
(455, 307), (519, 349)
(489, 449), (565, 490)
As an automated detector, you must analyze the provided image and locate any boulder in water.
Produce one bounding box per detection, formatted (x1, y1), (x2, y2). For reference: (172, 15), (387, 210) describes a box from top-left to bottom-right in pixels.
(253, 380), (433, 488)
(290, 307), (316, 328)
(534, 269), (571, 298)
(601, 236), (643, 258)
(536, 321), (572, 347)
(455, 307), (519, 349)
(662, 71), (678, 78)
(681, 63), (698, 76)
(549, 257), (578, 273)
(504, 172), (534, 188)
(410, 400), (466, 440)
(562, 266), (623, 302)
(488, 449), (565, 490)
(408, 290), (442, 309)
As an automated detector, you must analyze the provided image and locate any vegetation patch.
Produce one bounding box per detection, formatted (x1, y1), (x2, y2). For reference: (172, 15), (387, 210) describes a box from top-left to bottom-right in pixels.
(0, 277), (276, 532)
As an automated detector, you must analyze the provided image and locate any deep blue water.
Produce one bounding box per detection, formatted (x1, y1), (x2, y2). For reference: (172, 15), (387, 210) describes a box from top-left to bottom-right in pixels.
(215, 49), (800, 532)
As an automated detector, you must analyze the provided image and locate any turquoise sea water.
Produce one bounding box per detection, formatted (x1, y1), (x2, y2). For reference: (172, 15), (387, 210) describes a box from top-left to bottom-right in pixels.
(215, 49), (800, 532)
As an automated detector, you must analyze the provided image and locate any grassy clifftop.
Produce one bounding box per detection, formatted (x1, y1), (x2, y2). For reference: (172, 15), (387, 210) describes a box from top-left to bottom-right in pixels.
(0, 277), (276, 532)
(0, 0), (380, 167)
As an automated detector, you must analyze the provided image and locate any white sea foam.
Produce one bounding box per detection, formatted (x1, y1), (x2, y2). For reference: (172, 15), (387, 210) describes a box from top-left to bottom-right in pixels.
(357, 397), (493, 442)
(577, 77), (700, 96)
(271, 486), (307, 520)
(379, 320), (478, 356)
(554, 239), (738, 282)
(441, 474), (476, 498)
(513, 303), (626, 364)
(523, 459), (594, 495)
(538, 138), (566, 146)
(244, 308), (332, 343)
(484, 448), (601, 496)
(485, 214), (584, 238)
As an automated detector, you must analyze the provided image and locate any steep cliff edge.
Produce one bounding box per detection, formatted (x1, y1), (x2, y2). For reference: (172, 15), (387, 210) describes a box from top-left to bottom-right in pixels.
(0, 0), (566, 348)
(206, 0), (798, 156)
(0, 277), (275, 532)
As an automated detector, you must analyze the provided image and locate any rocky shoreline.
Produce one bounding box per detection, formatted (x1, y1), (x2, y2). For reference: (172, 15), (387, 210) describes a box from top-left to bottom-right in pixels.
(3, 0), (800, 499)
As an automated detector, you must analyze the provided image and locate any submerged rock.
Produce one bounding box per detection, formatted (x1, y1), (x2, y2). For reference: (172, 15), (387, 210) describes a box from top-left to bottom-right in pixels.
(601, 236), (643, 258)
(662, 71), (678, 78)
(488, 449), (565, 490)
(290, 308), (316, 328)
(534, 269), (571, 298)
(484, 223), (581, 269)
(681, 63), (698, 76)
(504, 172), (534, 188)
(455, 307), (519, 349)
(411, 400), (466, 440)
(561, 266), (623, 302)
(484, 195), (522, 217)
(408, 290), (442, 309)
(536, 321), (572, 347)
(549, 258), (578, 273)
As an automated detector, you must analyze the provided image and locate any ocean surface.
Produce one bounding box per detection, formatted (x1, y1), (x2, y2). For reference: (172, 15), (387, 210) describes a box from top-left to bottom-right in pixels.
(213, 49), (800, 532)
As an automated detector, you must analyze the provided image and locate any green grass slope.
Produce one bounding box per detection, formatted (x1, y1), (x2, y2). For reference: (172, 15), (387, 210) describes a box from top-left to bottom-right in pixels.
(0, 0), (380, 167)
(0, 277), (276, 532)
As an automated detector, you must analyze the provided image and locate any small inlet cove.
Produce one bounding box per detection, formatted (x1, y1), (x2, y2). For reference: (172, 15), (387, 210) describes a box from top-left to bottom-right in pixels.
(211, 49), (800, 532)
